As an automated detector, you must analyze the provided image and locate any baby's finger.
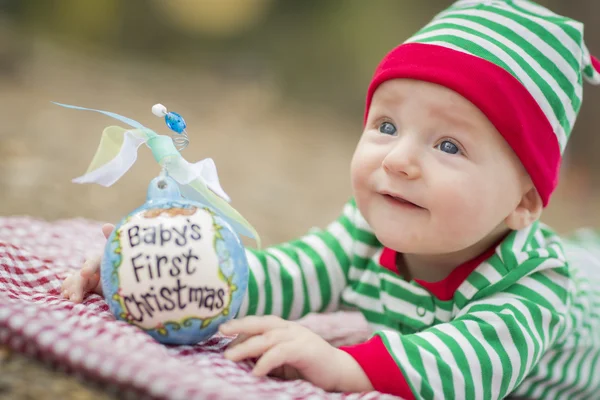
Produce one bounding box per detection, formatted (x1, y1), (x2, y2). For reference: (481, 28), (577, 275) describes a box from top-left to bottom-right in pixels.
(224, 329), (289, 362)
(81, 256), (101, 277)
(252, 341), (299, 377)
(102, 223), (115, 239)
(220, 316), (288, 337)
(84, 272), (100, 293)
(69, 290), (83, 303)
(227, 333), (250, 348)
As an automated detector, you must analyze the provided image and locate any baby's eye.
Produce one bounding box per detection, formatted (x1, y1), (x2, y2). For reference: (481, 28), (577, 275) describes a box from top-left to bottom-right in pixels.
(379, 121), (397, 135)
(436, 140), (461, 155)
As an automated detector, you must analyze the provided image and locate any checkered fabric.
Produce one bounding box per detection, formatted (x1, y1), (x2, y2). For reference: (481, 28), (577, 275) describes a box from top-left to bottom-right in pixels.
(0, 216), (389, 400)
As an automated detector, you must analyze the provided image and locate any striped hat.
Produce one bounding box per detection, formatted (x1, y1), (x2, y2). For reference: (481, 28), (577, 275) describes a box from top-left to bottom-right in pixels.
(365, 0), (600, 206)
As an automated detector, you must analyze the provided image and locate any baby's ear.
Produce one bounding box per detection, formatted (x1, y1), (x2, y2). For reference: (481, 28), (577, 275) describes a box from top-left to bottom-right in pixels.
(505, 187), (543, 230)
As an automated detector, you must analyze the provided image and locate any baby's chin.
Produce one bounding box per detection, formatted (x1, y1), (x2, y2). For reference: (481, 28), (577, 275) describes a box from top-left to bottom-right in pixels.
(374, 229), (475, 256)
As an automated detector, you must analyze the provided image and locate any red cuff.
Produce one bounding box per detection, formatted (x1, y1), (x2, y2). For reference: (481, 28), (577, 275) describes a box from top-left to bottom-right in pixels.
(339, 336), (415, 399)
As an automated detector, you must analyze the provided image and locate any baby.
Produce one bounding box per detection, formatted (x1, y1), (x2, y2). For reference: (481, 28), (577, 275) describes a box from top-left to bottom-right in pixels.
(62, 1), (600, 398)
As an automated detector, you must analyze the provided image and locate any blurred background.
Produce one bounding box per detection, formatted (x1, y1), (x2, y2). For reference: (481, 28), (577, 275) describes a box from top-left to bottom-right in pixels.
(0, 0), (599, 246)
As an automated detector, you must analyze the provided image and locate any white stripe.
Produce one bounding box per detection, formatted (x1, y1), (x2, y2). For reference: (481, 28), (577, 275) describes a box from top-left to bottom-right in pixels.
(463, 295), (544, 367)
(500, 308), (536, 375)
(407, 28), (568, 149)
(476, 312), (522, 389)
(348, 265), (367, 282)
(498, 291), (558, 347)
(383, 331), (423, 393)
(526, 257), (566, 277)
(380, 291), (432, 323)
(456, 280), (480, 301)
(349, 265), (380, 288)
(297, 249), (323, 312)
(347, 205), (373, 232)
(245, 250), (265, 316)
(475, 261), (504, 285)
(424, 15), (580, 117)
(418, 346), (446, 398)
(519, 348), (554, 396)
(265, 253), (283, 317)
(513, 224), (535, 262)
(341, 288), (384, 314)
(434, 306), (453, 323)
(445, 1), (582, 62)
(533, 229), (546, 247)
(582, 44), (600, 84)
(353, 240), (379, 259)
(544, 348), (588, 399)
(326, 221), (353, 255)
(535, 248), (550, 259)
(557, 350), (598, 398)
(513, 0), (558, 18)
(381, 274), (431, 297)
(530, 349), (573, 399)
(440, 324), (485, 400)
(464, 320), (504, 396)
(419, 331), (466, 398)
(301, 235), (347, 309)
(237, 287), (249, 318)
(518, 275), (564, 312)
(267, 248), (305, 320)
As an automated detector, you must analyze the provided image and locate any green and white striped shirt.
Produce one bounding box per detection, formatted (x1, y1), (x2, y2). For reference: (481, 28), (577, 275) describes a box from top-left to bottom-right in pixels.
(237, 198), (600, 399)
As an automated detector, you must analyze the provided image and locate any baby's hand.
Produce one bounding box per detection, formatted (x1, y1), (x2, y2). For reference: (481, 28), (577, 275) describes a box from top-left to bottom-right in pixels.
(220, 316), (373, 393)
(61, 223), (114, 303)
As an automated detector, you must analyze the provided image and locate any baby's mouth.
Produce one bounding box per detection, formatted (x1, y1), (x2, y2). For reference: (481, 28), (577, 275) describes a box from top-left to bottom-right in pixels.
(381, 193), (425, 210)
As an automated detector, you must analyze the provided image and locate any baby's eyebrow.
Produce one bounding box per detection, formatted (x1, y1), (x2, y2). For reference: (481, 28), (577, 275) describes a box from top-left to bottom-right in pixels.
(430, 105), (479, 131)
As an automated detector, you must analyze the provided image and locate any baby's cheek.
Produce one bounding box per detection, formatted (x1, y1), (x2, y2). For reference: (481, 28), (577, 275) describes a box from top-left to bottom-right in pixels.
(435, 184), (496, 244)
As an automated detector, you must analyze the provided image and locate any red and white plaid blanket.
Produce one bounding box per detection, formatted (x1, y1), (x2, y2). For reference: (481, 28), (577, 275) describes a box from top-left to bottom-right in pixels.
(0, 216), (396, 400)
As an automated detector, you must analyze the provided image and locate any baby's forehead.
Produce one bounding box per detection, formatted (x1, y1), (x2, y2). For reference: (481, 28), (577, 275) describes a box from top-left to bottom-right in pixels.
(371, 80), (489, 127)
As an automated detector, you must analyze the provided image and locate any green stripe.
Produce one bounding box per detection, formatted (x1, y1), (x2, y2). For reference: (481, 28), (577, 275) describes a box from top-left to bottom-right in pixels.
(245, 257), (260, 315)
(319, 231), (352, 278)
(505, 1), (582, 44)
(352, 254), (371, 269)
(487, 254), (509, 277)
(276, 245), (311, 317)
(267, 252), (294, 319)
(361, 309), (392, 327)
(432, 329), (475, 399)
(584, 64), (597, 79)
(554, 349), (596, 399)
(410, 335), (456, 399)
(490, 6), (581, 71)
(249, 250), (273, 315)
(456, 320), (494, 400)
(500, 231), (520, 271)
(417, 22), (572, 134)
(294, 241), (333, 311)
(504, 284), (554, 311)
(378, 333), (422, 398)
(531, 273), (567, 301)
(470, 315), (514, 398)
(438, 14), (580, 110)
(569, 350), (600, 398)
(465, 271), (492, 293)
(522, 348), (563, 397)
(538, 346), (580, 399)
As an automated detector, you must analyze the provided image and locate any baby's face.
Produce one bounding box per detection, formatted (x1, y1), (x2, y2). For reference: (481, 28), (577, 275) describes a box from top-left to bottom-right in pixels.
(351, 79), (531, 255)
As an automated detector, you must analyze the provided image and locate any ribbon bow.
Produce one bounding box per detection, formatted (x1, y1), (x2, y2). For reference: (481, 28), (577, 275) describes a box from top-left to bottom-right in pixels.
(54, 102), (260, 247)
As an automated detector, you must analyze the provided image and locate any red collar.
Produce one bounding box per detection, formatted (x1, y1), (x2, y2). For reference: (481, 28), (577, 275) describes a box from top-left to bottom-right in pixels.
(379, 244), (499, 301)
